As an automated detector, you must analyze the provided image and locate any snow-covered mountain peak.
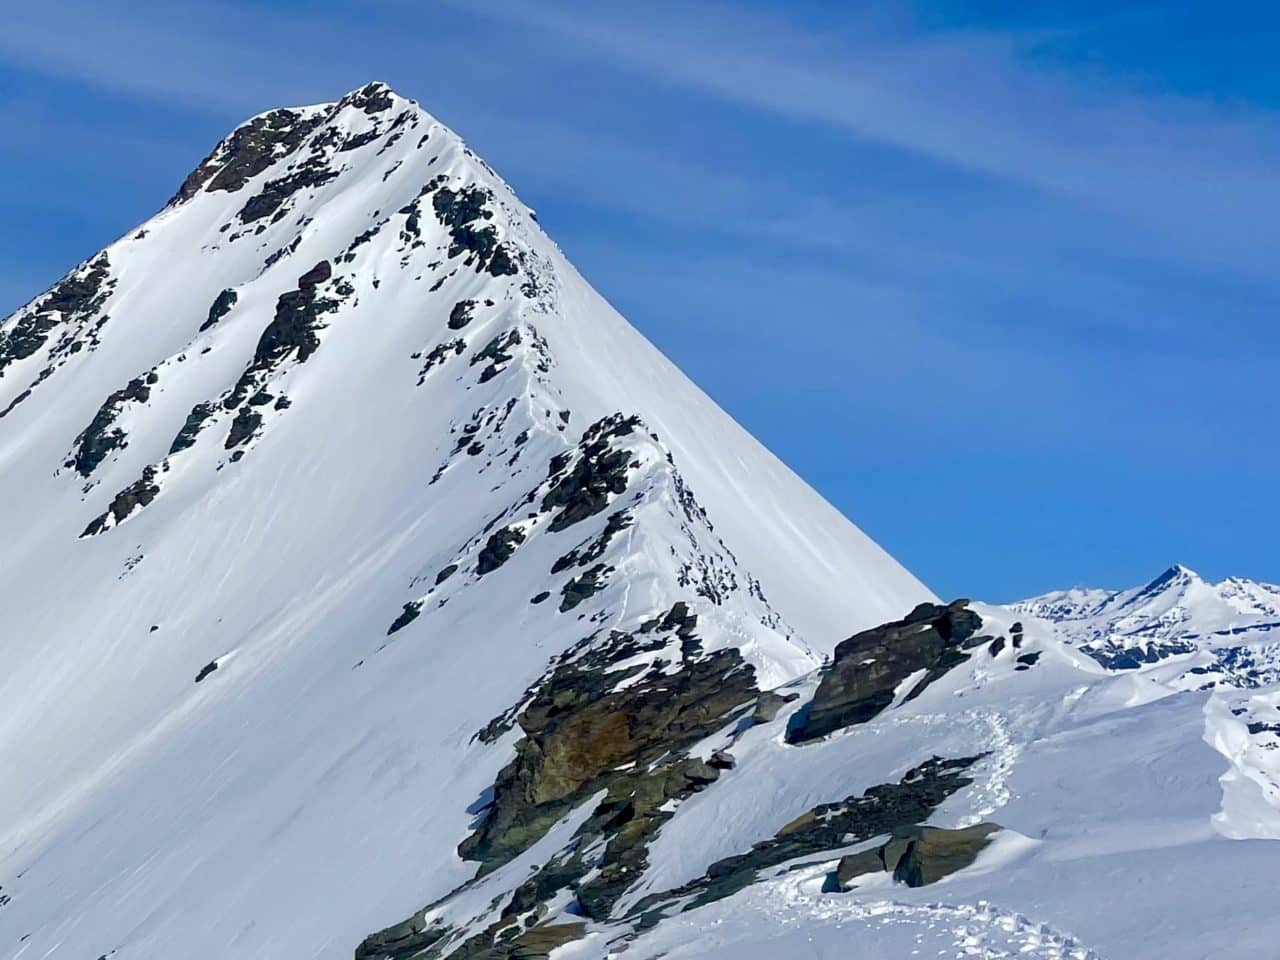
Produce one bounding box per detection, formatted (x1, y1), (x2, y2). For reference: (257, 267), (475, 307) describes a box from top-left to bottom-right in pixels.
(1, 79), (930, 646)
(5, 85), (1280, 960)
(1012, 565), (1280, 675)
(0, 83), (944, 958)
(168, 81), (436, 205)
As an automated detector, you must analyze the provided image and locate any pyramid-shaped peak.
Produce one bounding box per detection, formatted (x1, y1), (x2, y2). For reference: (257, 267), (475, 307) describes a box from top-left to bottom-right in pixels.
(1132, 563), (1200, 597)
(1157, 562), (1200, 583)
(349, 79), (395, 96)
(19, 77), (930, 655)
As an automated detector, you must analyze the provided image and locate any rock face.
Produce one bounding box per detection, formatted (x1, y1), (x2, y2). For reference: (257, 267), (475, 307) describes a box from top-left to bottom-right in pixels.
(242, 260), (334, 373)
(199, 288), (238, 332)
(357, 918), (585, 960)
(476, 526), (527, 577)
(0, 252), (116, 419)
(830, 822), (1000, 890)
(358, 610), (764, 960)
(359, 600), (992, 960)
(890, 822), (1000, 887)
(194, 660), (220, 684)
(169, 402), (215, 455)
(541, 415), (640, 532)
(68, 373), (154, 476)
(169, 108), (329, 204)
(80, 466), (160, 537)
(460, 612), (758, 874)
(787, 600), (983, 744)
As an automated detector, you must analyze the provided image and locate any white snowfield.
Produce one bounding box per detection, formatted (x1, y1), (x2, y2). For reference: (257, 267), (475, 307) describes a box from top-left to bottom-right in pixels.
(0, 84), (1275, 960)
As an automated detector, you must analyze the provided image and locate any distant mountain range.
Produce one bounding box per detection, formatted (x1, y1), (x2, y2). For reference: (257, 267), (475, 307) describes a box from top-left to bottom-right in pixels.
(1013, 563), (1280, 678)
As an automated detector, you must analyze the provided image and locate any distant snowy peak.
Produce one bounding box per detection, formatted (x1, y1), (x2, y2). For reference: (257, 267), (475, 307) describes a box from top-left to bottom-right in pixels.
(1011, 564), (1280, 680)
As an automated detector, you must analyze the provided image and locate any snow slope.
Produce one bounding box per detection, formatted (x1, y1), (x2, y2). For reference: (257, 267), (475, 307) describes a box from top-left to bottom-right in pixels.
(1, 83), (1276, 960)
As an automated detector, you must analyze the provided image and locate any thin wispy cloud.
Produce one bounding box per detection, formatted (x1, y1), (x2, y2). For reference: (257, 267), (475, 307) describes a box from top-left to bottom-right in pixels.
(6, 0), (1275, 285)
(443, 0), (1280, 285)
(0, 0), (365, 112)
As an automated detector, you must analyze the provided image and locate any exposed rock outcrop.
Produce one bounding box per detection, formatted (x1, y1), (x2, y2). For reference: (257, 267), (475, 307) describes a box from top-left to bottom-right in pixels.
(224, 260), (341, 412)
(0, 254), (117, 419)
(431, 184), (520, 277)
(541, 415), (640, 533)
(460, 615), (756, 874)
(200, 289), (238, 332)
(476, 526), (527, 576)
(68, 373), (154, 476)
(169, 402), (216, 455)
(830, 822), (1000, 890)
(169, 108), (328, 204)
(81, 467), (160, 537)
(786, 600), (983, 744)
(359, 609), (761, 959)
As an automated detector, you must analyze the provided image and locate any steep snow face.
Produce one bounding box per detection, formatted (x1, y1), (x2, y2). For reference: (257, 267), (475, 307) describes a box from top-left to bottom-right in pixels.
(0, 82), (927, 959)
(0, 83), (926, 646)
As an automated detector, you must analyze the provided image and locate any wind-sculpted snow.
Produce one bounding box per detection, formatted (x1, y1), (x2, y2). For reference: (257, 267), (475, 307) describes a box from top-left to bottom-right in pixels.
(1013, 565), (1280, 840)
(1, 82), (1277, 960)
(602, 870), (1105, 960)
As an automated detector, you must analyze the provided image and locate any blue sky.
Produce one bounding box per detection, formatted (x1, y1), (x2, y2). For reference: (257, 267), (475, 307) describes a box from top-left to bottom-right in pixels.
(2, 1), (1276, 600)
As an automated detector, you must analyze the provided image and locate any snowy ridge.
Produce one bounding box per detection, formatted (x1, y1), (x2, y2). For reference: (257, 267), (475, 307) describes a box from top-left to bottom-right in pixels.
(1012, 565), (1280, 841)
(1012, 564), (1280, 675)
(1, 83), (1278, 960)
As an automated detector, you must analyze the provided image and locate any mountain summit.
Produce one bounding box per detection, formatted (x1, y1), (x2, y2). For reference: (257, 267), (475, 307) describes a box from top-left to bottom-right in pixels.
(0, 80), (927, 643)
(2, 84), (1277, 960)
